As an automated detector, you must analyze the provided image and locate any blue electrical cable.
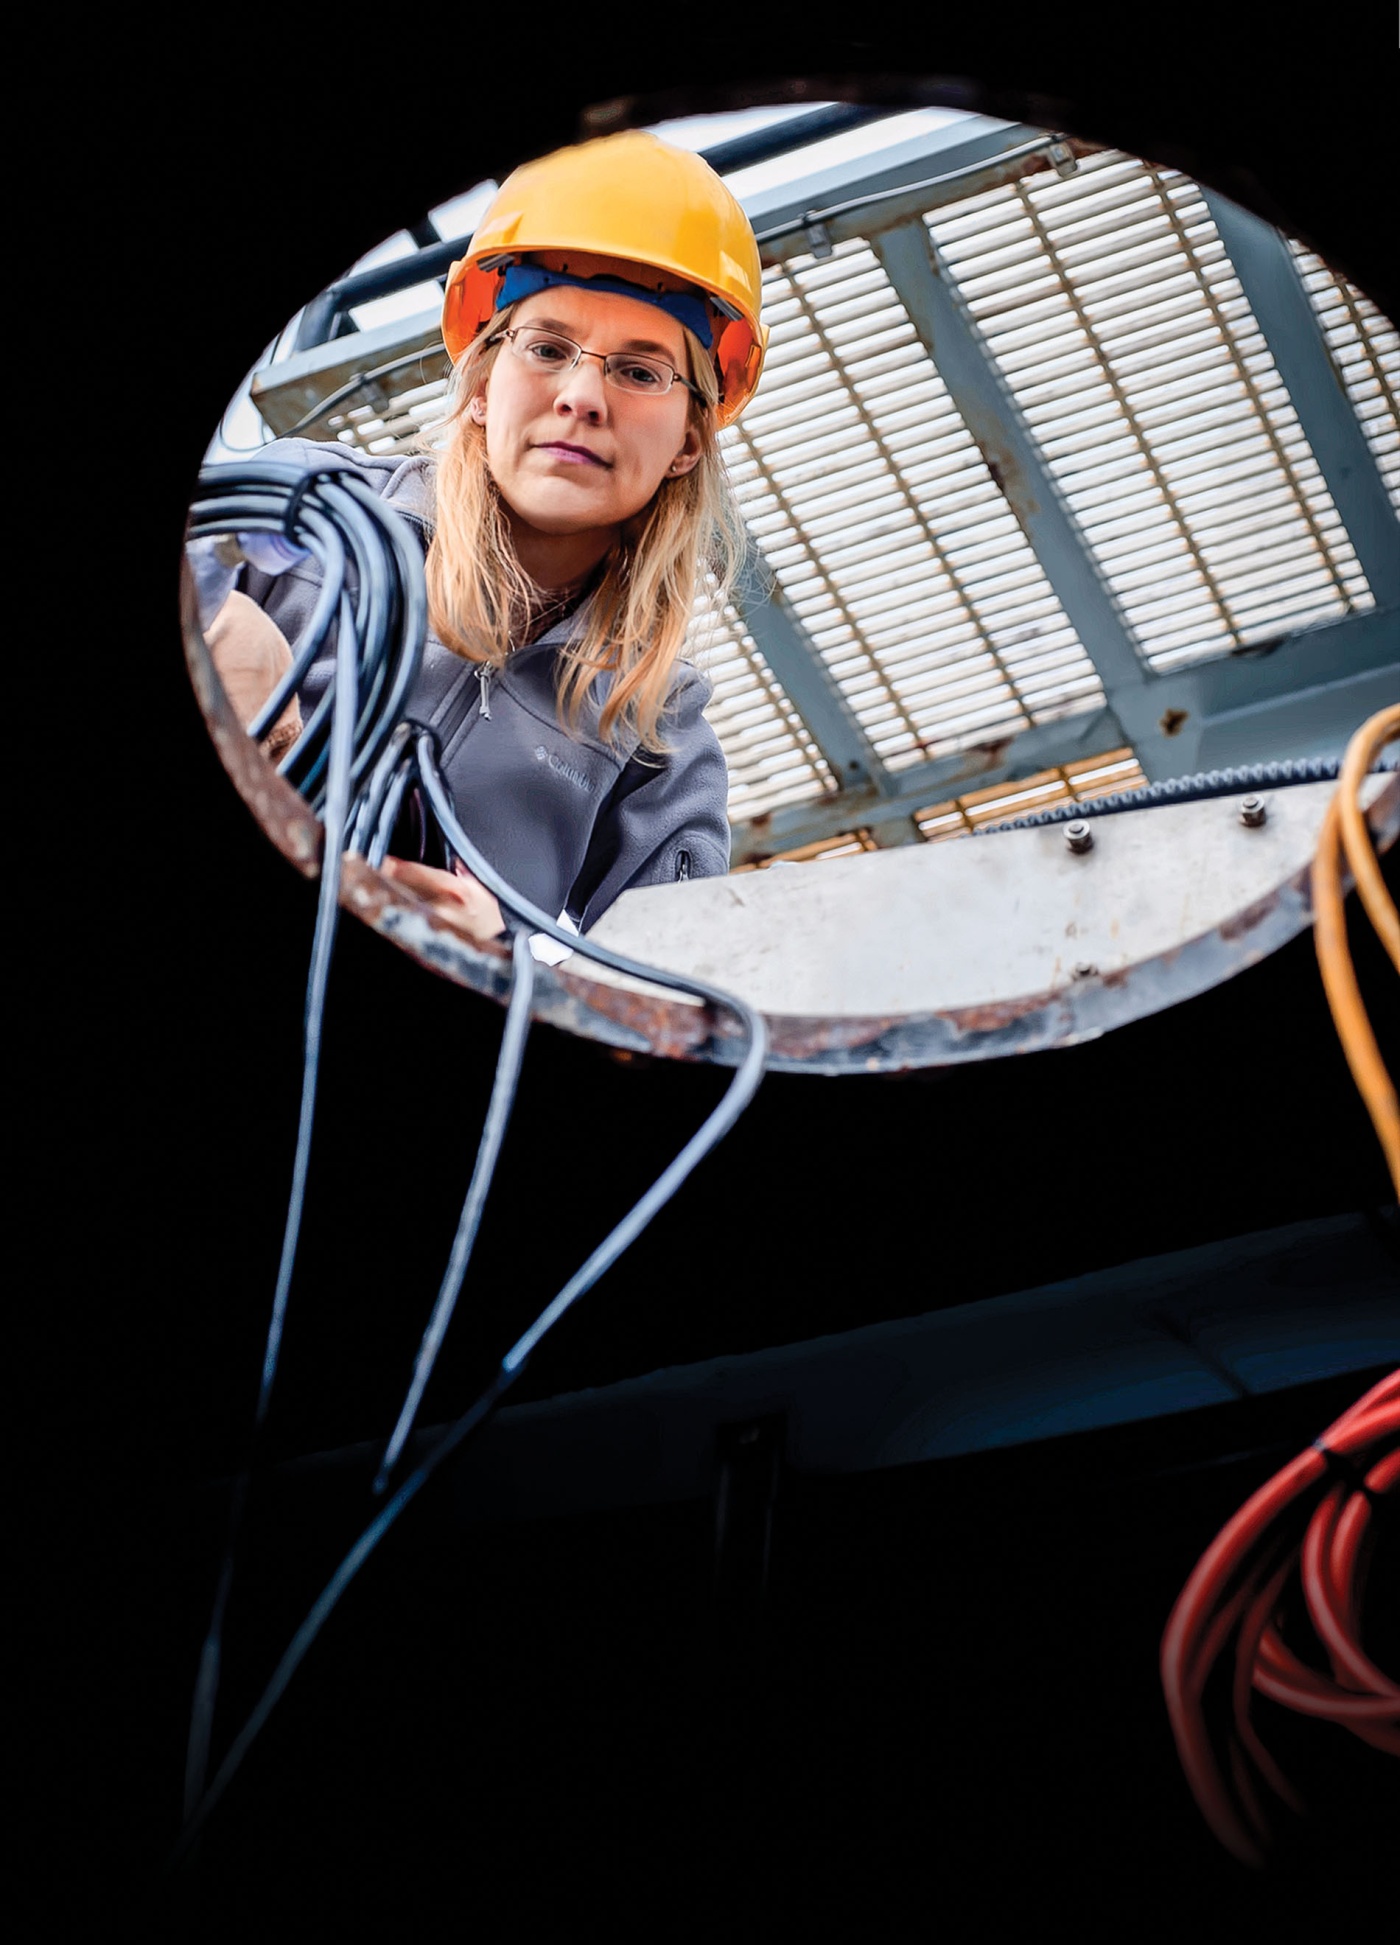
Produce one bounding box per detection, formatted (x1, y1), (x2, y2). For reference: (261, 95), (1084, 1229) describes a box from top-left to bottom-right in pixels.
(366, 731), (772, 1490)
(172, 880), (767, 1859)
(173, 459), (770, 1868)
(189, 463), (429, 812)
(179, 462), (426, 1824)
(180, 554), (360, 1826)
(365, 760), (417, 870)
(169, 727), (767, 1848)
(348, 721), (417, 858)
(372, 922), (538, 1490)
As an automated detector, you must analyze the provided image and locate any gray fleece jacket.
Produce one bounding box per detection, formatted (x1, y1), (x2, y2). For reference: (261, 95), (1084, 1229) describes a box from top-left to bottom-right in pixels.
(236, 437), (730, 930)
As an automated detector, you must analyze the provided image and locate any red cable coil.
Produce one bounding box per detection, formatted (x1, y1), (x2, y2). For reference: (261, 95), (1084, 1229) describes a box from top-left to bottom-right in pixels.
(1159, 1367), (1400, 1866)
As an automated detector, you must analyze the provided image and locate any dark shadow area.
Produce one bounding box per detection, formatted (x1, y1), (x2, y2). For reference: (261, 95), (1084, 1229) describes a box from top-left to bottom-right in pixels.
(87, 1369), (1397, 1939)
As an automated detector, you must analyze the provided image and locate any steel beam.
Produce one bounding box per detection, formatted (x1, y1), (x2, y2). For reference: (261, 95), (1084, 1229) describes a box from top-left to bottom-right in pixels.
(731, 544), (893, 796)
(1204, 190), (1400, 609)
(698, 103), (888, 176)
(728, 602), (1397, 862)
(257, 122), (1090, 428)
(872, 219), (1150, 688)
(746, 118), (1091, 269)
(1110, 602), (1400, 775)
(250, 307), (447, 436)
(448, 1211), (1399, 1519)
(729, 704), (1126, 863)
(283, 114), (1046, 349)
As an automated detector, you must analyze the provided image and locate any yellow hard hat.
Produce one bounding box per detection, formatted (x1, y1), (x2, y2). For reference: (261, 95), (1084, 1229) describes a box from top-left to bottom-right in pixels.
(441, 130), (768, 427)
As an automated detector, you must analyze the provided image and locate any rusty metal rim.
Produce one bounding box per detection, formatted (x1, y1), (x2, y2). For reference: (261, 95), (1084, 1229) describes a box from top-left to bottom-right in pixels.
(184, 591), (1398, 1079)
(179, 74), (1399, 1081)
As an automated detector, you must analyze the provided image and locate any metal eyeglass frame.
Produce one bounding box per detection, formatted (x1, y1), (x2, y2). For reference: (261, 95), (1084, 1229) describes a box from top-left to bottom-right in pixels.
(487, 325), (708, 403)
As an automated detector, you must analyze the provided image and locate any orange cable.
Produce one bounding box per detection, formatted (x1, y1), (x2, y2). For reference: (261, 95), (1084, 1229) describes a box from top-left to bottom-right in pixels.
(1336, 700), (1400, 974)
(1311, 704), (1400, 1198)
(1161, 702), (1400, 1864)
(1160, 1371), (1400, 1865)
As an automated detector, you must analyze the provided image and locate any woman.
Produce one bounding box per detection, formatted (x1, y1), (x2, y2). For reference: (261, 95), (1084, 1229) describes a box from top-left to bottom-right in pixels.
(202, 129), (768, 946)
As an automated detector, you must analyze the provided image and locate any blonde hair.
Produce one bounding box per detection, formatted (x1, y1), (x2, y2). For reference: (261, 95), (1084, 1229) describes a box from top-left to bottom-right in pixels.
(420, 302), (746, 751)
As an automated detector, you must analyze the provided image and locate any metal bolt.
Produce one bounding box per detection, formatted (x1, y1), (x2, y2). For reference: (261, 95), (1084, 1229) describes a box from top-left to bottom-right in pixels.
(1048, 139), (1079, 179)
(1239, 795), (1267, 827)
(1064, 820), (1094, 853)
(1073, 960), (1098, 979)
(803, 218), (834, 260)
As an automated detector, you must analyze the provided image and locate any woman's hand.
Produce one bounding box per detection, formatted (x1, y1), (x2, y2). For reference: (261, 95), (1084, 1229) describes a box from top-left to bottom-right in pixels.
(204, 591), (302, 759)
(379, 857), (506, 944)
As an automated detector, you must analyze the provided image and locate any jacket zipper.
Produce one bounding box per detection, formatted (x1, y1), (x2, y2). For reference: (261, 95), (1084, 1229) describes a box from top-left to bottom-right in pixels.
(433, 661), (495, 754)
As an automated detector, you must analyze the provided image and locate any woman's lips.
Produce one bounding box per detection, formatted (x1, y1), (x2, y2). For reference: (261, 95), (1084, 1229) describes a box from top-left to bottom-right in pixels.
(534, 442), (609, 467)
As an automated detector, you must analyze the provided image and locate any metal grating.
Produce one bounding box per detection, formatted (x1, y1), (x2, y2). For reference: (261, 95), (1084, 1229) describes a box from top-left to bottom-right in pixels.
(732, 746), (1150, 868)
(1290, 241), (1400, 510)
(328, 363), (451, 454)
(913, 745), (1149, 839)
(237, 125), (1397, 844)
(931, 152), (1373, 674)
(732, 831), (879, 871)
(689, 587), (838, 823)
(708, 239), (1103, 783)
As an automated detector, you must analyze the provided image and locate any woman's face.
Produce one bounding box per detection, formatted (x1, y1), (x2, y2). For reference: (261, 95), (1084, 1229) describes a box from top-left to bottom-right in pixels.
(470, 284), (703, 585)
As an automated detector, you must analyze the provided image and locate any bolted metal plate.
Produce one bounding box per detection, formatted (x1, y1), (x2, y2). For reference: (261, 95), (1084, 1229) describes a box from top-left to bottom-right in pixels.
(575, 773), (1398, 1071)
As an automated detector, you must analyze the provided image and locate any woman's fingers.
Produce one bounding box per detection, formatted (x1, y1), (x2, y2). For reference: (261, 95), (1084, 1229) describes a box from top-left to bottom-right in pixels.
(378, 858), (462, 898)
(380, 857), (506, 942)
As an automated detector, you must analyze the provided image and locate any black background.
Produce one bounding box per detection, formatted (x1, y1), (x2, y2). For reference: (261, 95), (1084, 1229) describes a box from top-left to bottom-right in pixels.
(23, 10), (1398, 1938)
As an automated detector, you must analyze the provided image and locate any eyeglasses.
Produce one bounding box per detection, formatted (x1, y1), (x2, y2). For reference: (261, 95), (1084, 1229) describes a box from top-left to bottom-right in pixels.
(488, 326), (706, 402)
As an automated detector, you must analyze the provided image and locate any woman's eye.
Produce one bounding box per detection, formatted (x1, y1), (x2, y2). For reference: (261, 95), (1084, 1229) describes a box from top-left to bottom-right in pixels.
(525, 337), (572, 365)
(617, 361), (665, 389)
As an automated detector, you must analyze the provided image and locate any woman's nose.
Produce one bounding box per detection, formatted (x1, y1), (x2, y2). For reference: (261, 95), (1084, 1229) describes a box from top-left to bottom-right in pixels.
(553, 353), (609, 420)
